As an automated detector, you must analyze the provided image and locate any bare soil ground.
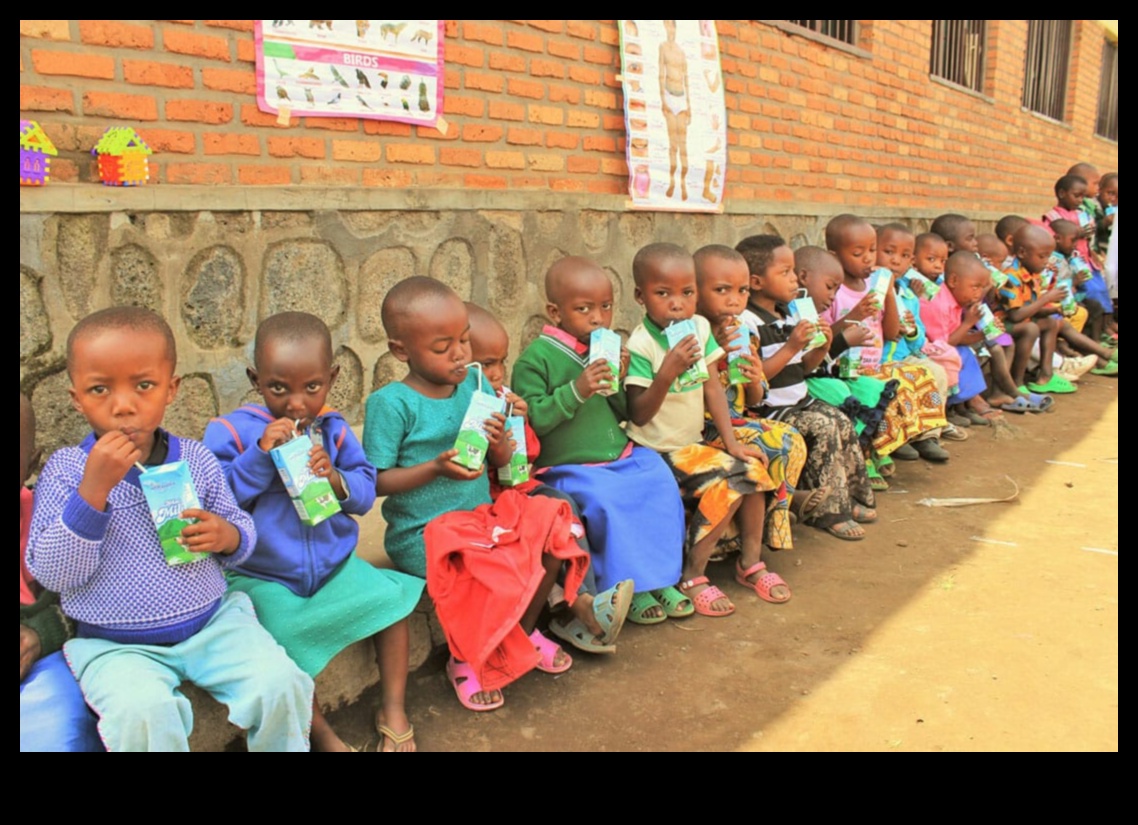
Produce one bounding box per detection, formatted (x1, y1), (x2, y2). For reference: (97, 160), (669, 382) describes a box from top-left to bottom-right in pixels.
(332, 376), (1118, 752)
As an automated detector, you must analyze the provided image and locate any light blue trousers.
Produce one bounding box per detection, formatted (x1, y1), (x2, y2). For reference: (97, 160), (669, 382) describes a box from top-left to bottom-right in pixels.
(65, 591), (314, 752)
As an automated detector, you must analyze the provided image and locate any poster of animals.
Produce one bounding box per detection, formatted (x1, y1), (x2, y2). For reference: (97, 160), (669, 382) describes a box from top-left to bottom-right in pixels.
(618, 20), (726, 212)
(255, 20), (444, 126)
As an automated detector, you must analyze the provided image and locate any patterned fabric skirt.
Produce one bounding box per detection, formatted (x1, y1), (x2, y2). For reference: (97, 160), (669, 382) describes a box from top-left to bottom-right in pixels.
(659, 442), (776, 552)
(705, 418), (806, 551)
(866, 361), (948, 454)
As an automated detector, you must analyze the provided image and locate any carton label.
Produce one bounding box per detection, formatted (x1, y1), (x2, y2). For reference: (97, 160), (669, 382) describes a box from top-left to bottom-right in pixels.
(138, 461), (206, 566)
(905, 269), (941, 300)
(786, 297), (828, 351)
(270, 434), (342, 527)
(867, 268), (892, 308)
(496, 415), (530, 486)
(589, 328), (621, 397)
(452, 390), (506, 470)
(725, 320), (752, 384)
(975, 303), (1003, 344)
(664, 319), (710, 389)
(839, 347), (864, 379)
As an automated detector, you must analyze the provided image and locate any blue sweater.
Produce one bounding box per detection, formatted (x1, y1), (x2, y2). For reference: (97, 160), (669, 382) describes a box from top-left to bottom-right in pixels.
(204, 406), (376, 597)
(26, 432), (256, 645)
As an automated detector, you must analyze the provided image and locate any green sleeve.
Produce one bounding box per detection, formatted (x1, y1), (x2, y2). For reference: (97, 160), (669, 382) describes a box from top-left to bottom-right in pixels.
(19, 589), (72, 656)
(512, 352), (584, 438)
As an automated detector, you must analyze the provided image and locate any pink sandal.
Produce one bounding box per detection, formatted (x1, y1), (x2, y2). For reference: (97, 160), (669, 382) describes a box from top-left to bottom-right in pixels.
(446, 657), (504, 712)
(735, 560), (791, 604)
(677, 576), (735, 617)
(530, 629), (573, 674)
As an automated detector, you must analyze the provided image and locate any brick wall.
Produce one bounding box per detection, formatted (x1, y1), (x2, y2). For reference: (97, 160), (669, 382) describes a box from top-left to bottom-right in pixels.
(20, 20), (1118, 214)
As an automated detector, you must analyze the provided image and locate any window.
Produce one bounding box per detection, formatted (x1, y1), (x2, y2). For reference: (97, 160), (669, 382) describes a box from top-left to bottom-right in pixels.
(1095, 39), (1118, 141)
(1021, 20), (1072, 121)
(781, 20), (857, 46)
(930, 20), (986, 92)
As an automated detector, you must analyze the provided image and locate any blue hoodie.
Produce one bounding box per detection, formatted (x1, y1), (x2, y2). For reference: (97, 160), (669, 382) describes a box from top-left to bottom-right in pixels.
(204, 405), (376, 597)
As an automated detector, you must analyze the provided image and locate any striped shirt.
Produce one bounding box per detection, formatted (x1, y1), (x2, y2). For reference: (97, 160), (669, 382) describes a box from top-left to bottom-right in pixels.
(741, 304), (811, 415)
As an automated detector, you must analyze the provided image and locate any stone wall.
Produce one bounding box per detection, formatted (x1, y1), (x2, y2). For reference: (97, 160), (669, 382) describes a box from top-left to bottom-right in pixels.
(21, 205), (937, 461)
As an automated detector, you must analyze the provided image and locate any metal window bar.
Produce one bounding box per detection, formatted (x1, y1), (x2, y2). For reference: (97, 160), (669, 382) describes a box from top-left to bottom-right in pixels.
(1022, 20), (1071, 120)
(783, 20), (856, 45)
(1095, 39), (1118, 140)
(930, 20), (986, 91)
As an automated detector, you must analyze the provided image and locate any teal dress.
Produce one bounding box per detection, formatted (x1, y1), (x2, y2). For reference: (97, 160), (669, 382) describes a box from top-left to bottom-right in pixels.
(363, 372), (492, 577)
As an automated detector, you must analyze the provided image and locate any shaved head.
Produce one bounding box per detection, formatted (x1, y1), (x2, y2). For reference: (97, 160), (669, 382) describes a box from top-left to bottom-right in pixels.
(693, 245), (746, 284)
(465, 302), (507, 345)
(824, 213), (873, 250)
(254, 311), (332, 368)
(632, 242), (691, 288)
(67, 306), (176, 376)
(1014, 224), (1055, 253)
(794, 245), (841, 277)
(1067, 162), (1098, 180)
(545, 256), (610, 304)
(381, 276), (461, 340)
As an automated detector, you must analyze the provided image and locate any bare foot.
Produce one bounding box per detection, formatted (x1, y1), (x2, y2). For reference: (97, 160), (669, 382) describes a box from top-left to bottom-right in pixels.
(988, 393), (1016, 408)
(824, 520), (865, 540)
(311, 705), (354, 752)
(561, 593), (605, 644)
(376, 708), (416, 753)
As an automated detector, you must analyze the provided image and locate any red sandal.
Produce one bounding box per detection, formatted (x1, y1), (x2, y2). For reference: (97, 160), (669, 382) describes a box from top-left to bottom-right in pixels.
(677, 576), (735, 617)
(735, 560), (791, 604)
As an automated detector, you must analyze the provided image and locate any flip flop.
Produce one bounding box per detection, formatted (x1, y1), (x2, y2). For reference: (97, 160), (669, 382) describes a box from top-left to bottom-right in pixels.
(529, 628), (573, 674)
(650, 585), (695, 618)
(1028, 374), (1077, 394)
(627, 591), (667, 625)
(1024, 392), (1053, 411)
(677, 576), (735, 617)
(376, 716), (416, 753)
(592, 579), (633, 644)
(1000, 396), (1032, 413)
(824, 519), (865, 541)
(735, 560), (791, 604)
(446, 658), (504, 712)
(548, 616), (616, 655)
(876, 455), (896, 477)
(961, 408), (994, 425)
(790, 485), (832, 523)
(852, 504), (877, 524)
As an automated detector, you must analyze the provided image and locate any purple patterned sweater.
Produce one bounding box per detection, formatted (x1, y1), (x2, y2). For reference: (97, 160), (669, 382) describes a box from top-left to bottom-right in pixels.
(26, 432), (256, 645)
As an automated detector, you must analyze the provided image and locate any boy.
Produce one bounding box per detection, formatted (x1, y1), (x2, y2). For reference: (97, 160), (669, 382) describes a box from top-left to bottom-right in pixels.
(624, 243), (783, 614)
(20, 392), (102, 752)
(995, 216), (1029, 268)
(930, 213), (978, 255)
(27, 307), (313, 751)
(912, 232), (949, 297)
(364, 278), (587, 712)
(467, 299), (636, 648)
(205, 312), (424, 752)
(737, 235), (875, 541)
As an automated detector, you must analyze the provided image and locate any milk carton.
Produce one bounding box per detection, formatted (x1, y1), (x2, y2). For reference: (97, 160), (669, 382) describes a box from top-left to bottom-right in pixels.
(786, 291), (828, 351)
(905, 268), (941, 300)
(867, 268), (892, 309)
(664, 319), (709, 388)
(452, 389), (506, 470)
(270, 432), (342, 527)
(838, 347), (864, 379)
(497, 414), (530, 487)
(975, 303), (1003, 345)
(1057, 277), (1078, 316)
(724, 320), (752, 384)
(589, 328), (622, 397)
(138, 461), (207, 566)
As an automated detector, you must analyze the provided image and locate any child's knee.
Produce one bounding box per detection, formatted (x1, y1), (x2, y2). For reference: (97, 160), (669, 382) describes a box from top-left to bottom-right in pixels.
(1017, 321), (1040, 341)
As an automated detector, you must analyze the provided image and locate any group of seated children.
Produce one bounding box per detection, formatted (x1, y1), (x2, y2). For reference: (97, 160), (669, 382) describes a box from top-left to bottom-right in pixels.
(21, 163), (1117, 750)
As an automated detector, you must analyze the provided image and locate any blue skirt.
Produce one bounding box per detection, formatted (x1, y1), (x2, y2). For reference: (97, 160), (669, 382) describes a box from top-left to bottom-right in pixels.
(949, 346), (986, 404)
(1079, 273), (1113, 316)
(538, 446), (684, 592)
(20, 651), (103, 752)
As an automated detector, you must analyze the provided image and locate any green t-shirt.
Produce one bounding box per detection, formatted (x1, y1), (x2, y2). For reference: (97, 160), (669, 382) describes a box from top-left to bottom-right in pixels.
(363, 371), (492, 577)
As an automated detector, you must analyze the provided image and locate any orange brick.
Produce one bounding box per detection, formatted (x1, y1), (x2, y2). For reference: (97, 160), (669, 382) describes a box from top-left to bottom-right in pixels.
(508, 78), (545, 100)
(528, 105), (564, 125)
(583, 135), (616, 152)
(83, 91), (158, 121)
(79, 20), (153, 49)
(440, 147), (482, 167)
(332, 139), (382, 162)
(528, 154), (564, 172)
(567, 110), (600, 128)
(204, 20), (254, 31)
(20, 85), (74, 112)
(465, 173), (508, 189)
(462, 124), (503, 142)
(489, 100), (525, 121)
(236, 39), (256, 62)
(489, 52), (526, 72)
(507, 127), (542, 145)
(551, 177), (587, 192)
(446, 43), (484, 68)
(486, 150), (526, 169)
(583, 45), (612, 65)
(163, 28), (230, 61)
(527, 20), (563, 33)
(168, 99), (233, 124)
(511, 175), (547, 188)
(300, 166), (360, 185)
(547, 40), (581, 60)
(364, 120), (413, 137)
(135, 128), (195, 154)
(507, 30), (544, 53)
(584, 89), (617, 109)
(123, 60), (195, 88)
(202, 67), (255, 95)
(239, 103), (295, 128)
(598, 25), (619, 46)
(567, 156), (600, 174)
(546, 131), (578, 149)
(601, 158), (628, 175)
(203, 133), (260, 155)
(445, 95), (486, 117)
(566, 21), (597, 40)
(165, 162), (231, 184)
(568, 65), (601, 85)
(238, 164), (292, 184)
(386, 144), (436, 164)
(31, 50), (114, 79)
(464, 21), (504, 45)
(417, 171), (465, 187)
(21, 20), (70, 40)
(587, 178), (624, 194)
(49, 158), (80, 182)
(362, 168), (414, 187)
(267, 137), (326, 159)
(303, 117), (358, 132)
(465, 71), (505, 93)
(444, 68), (461, 89)
(531, 58), (565, 78)
(549, 84), (580, 104)
(417, 120), (459, 140)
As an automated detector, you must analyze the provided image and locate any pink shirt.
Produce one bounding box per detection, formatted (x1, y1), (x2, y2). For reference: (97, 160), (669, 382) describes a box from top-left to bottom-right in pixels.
(920, 285), (963, 344)
(821, 283), (884, 371)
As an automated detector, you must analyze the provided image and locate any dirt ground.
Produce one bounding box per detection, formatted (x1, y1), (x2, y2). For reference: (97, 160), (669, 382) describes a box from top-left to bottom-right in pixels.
(331, 375), (1118, 752)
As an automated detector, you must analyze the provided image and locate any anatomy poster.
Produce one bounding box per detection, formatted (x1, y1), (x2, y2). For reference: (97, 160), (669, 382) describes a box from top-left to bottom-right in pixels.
(255, 20), (444, 126)
(619, 20), (726, 212)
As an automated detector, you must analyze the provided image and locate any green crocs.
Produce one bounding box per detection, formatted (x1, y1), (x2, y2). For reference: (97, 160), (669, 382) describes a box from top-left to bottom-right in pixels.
(627, 591), (667, 625)
(649, 585), (695, 618)
(1028, 374), (1077, 394)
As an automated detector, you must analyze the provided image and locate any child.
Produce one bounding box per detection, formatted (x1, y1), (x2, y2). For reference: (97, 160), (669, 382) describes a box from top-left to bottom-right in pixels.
(694, 245), (806, 570)
(20, 392), (102, 752)
(995, 216), (1029, 268)
(1049, 219), (1101, 343)
(737, 234), (876, 541)
(822, 216), (949, 460)
(26, 307), (313, 751)
(977, 234), (1009, 271)
(466, 299), (636, 647)
(1045, 174), (1114, 327)
(930, 213), (978, 256)
(205, 312), (424, 752)
(624, 243), (785, 614)
(1094, 172), (1118, 259)
(363, 278), (586, 712)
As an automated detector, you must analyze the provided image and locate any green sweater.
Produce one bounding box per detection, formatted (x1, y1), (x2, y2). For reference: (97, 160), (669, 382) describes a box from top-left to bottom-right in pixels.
(21, 589), (72, 657)
(512, 330), (631, 467)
